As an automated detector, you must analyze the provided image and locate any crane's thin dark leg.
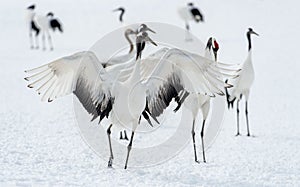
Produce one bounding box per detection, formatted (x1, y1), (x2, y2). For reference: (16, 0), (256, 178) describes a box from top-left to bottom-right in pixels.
(35, 35), (39, 49)
(48, 33), (53, 51)
(107, 124), (114, 168)
(185, 23), (193, 42)
(123, 130), (129, 140)
(245, 101), (251, 136)
(200, 119), (206, 163)
(236, 99), (241, 136)
(186, 23), (190, 31)
(120, 131), (123, 140)
(42, 33), (46, 51)
(191, 118), (199, 163)
(124, 131), (135, 169)
(29, 31), (34, 49)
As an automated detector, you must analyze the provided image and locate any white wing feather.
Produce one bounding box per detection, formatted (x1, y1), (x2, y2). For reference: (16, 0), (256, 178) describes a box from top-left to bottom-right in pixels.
(25, 51), (112, 121)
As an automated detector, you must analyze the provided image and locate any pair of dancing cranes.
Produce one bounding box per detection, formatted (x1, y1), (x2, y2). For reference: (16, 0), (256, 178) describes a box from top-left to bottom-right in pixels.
(24, 2), (259, 169)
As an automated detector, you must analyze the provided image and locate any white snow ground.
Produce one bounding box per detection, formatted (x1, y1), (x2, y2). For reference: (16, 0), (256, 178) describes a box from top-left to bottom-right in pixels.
(0, 0), (300, 186)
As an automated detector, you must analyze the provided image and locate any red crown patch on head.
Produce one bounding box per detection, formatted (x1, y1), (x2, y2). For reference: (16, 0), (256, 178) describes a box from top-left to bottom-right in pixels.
(214, 40), (219, 50)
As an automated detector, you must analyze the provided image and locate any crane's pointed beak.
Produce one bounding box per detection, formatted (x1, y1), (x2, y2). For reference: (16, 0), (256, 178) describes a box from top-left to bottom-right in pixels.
(146, 36), (157, 46)
(251, 30), (259, 36)
(146, 27), (156, 34)
(113, 8), (120, 12)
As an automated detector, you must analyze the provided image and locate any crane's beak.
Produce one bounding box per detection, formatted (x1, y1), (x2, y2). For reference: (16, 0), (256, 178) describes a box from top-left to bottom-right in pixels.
(251, 30), (259, 36)
(145, 27), (156, 34)
(113, 8), (121, 12)
(146, 36), (157, 46)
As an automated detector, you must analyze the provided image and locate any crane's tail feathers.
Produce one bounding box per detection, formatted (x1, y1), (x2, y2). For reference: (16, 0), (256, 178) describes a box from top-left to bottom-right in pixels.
(225, 79), (236, 109)
(58, 26), (63, 33)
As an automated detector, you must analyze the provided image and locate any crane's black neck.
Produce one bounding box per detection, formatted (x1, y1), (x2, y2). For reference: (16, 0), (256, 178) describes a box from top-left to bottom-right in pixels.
(119, 9), (125, 22)
(247, 32), (252, 51)
(124, 32), (134, 53)
(205, 37), (212, 50)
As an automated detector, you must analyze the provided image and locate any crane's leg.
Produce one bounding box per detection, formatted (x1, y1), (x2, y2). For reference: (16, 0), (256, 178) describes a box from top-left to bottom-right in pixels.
(124, 131), (135, 169)
(29, 31), (34, 49)
(185, 22), (193, 42)
(236, 99), (241, 136)
(191, 118), (199, 163)
(34, 33), (39, 49)
(47, 33), (53, 51)
(42, 32), (46, 51)
(185, 23), (190, 31)
(200, 101), (210, 163)
(123, 130), (129, 140)
(119, 131), (123, 140)
(106, 124), (114, 168)
(200, 120), (206, 162)
(245, 101), (251, 136)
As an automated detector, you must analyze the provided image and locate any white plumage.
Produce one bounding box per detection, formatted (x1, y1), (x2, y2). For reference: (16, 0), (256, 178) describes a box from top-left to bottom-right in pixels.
(178, 2), (204, 41)
(25, 26), (239, 168)
(26, 4), (39, 49)
(181, 37), (220, 163)
(225, 28), (259, 136)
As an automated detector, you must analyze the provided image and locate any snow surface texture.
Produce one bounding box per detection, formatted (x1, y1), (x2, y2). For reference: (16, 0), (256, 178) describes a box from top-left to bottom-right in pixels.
(0, 0), (299, 186)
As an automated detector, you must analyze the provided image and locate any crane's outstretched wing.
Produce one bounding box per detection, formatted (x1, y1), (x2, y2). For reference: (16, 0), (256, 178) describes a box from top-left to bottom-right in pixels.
(143, 48), (239, 118)
(140, 47), (169, 78)
(25, 51), (113, 122)
(102, 51), (135, 68)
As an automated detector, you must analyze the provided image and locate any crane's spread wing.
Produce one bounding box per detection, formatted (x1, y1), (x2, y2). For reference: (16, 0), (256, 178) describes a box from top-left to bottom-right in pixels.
(140, 47), (169, 78)
(143, 48), (239, 118)
(103, 51), (135, 68)
(25, 51), (113, 122)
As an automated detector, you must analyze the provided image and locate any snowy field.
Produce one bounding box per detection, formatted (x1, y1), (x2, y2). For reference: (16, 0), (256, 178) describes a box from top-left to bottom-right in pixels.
(0, 0), (300, 186)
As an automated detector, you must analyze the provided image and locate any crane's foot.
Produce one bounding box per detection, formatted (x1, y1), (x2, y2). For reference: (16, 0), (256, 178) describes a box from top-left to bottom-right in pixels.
(107, 156), (113, 168)
(235, 132), (241, 136)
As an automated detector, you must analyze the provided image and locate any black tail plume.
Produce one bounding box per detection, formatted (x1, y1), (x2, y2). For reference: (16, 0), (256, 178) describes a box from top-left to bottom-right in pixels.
(31, 21), (40, 36)
(225, 79), (235, 109)
(50, 19), (63, 33)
